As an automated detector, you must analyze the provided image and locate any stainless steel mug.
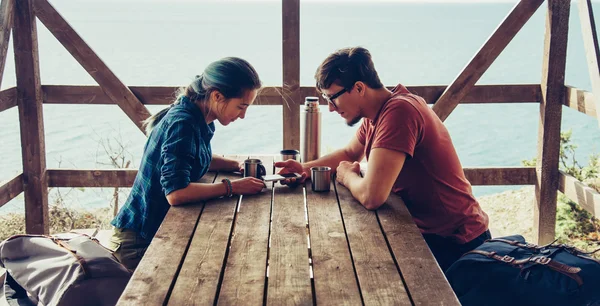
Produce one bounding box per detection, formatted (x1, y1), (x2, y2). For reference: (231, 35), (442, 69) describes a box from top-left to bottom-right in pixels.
(301, 97), (321, 163)
(244, 159), (266, 178)
(311, 166), (331, 192)
(280, 149), (300, 161)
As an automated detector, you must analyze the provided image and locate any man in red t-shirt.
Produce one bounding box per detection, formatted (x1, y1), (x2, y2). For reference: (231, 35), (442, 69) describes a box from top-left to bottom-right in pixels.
(275, 47), (490, 272)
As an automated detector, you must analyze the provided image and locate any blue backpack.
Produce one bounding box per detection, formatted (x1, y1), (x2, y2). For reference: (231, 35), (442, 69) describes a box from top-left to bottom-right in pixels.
(446, 235), (600, 306)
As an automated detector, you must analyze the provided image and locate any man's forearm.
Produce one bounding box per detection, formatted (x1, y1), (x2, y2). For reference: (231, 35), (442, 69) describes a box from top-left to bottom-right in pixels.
(302, 148), (358, 177)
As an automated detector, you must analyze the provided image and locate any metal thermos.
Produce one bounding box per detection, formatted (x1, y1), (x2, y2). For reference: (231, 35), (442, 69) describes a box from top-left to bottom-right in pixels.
(301, 97), (321, 162)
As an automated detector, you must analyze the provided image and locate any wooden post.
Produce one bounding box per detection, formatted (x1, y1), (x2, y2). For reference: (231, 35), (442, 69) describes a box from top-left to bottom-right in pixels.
(534, 0), (569, 244)
(282, 0), (301, 150)
(578, 0), (600, 126)
(0, 0), (14, 89)
(431, 0), (544, 122)
(33, 0), (151, 134)
(13, 0), (49, 234)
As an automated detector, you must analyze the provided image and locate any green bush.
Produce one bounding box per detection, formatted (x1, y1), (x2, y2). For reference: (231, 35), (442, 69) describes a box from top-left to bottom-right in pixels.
(523, 130), (600, 256)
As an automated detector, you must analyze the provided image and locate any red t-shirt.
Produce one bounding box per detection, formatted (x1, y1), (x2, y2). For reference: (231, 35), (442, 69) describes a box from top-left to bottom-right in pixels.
(356, 84), (489, 244)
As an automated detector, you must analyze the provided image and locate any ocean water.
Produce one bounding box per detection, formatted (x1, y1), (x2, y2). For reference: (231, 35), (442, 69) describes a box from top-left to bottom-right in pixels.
(1, 0), (600, 214)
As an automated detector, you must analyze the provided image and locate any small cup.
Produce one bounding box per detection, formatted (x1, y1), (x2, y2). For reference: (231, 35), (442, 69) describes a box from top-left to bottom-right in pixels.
(244, 159), (266, 179)
(311, 166), (331, 192)
(280, 149), (300, 161)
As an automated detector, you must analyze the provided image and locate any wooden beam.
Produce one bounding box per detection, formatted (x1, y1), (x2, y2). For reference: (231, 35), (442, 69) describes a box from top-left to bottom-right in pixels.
(558, 171), (600, 219)
(431, 0), (544, 122)
(0, 86), (16, 112)
(46, 167), (536, 188)
(0, 173), (23, 208)
(282, 0), (301, 150)
(42, 84), (541, 106)
(408, 84), (541, 104)
(564, 86), (597, 118)
(32, 0), (151, 134)
(0, 0), (14, 90)
(47, 169), (137, 187)
(464, 167), (536, 186)
(578, 0), (600, 126)
(534, 0), (570, 245)
(42, 85), (178, 105)
(13, 0), (48, 235)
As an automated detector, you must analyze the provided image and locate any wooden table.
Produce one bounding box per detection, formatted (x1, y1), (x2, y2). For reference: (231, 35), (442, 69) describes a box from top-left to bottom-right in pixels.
(116, 155), (459, 305)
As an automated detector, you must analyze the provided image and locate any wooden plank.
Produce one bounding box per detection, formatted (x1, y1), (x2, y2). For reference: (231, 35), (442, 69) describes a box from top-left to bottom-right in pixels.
(464, 167), (536, 185)
(217, 155), (273, 305)
(169, 167), (245, 305)
(13, 0), (48, 235)
(564, 86), (597, 118)
(558, 171), (600, 218)
(534, 0), (570, 244)
(267, 175), (312, 305)
(0, 0), (14, 90)
(306, 180), (362, 305)
(116, 172), (216, 306)
(45, 167), (536, 188)
(336, 183), (411, 305)
(47, 169), (137, 187)
(578, 0), (600, 126)
(42, 85), (178, 105)
(432, 0), (544, 121)
(407, 84), (541, 104)
(42, 84), (541, 106)
(0, 87), (16, 112)
(32, 0), (151, 133)
(282, 0), (301, 150)
(378, 193), (460, 306)
(0, 173), (23, 208)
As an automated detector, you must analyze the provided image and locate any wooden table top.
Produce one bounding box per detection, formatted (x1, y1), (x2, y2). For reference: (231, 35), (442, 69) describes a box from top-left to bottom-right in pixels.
(117, 155), (459, 305)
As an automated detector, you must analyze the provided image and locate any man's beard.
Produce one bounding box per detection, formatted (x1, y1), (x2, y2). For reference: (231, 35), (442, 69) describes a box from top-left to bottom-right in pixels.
(347, 116), (362, 127)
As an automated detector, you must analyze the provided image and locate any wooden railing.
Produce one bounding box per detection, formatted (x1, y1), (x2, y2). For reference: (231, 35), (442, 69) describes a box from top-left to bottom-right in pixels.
(1, 0), (599, 244)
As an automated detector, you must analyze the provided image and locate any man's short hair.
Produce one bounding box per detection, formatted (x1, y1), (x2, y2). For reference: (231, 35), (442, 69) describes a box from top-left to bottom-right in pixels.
(315, 47), (384, 91)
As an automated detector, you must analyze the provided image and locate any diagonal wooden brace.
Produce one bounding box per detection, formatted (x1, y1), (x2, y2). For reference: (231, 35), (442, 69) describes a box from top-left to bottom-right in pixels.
(32, 0), (151, 134)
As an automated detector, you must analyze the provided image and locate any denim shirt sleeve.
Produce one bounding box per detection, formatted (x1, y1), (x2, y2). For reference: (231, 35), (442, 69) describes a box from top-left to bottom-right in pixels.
(160, 119), (198, 196)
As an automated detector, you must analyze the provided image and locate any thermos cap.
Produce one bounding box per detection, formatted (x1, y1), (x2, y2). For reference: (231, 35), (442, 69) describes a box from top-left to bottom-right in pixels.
(304, 96), (320, 111)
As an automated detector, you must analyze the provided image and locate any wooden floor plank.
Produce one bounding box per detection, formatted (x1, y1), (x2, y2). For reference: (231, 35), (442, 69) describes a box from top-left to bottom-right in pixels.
(116, 172), (217, 306)
(307, 180), (362, 305)
(168, 156), (247, 305)
(378, 194), (460, 306)
(217, 155), (273, 305)
(336, 183), (412, 306)
(267, 181), (312, 305)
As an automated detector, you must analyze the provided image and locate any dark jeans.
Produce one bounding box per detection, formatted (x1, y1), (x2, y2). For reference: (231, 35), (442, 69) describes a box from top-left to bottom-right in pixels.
(423, 230), (492, 273)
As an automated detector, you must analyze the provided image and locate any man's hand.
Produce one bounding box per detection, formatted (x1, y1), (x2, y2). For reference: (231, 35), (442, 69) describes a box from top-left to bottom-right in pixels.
(336, 161), (361, 186)
(274, 159), (308, 185)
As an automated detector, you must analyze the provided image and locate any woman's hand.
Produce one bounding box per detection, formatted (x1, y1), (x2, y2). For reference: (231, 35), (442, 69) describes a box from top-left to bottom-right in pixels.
(230, 177), (266, 195)
(274, 159), (308, 185)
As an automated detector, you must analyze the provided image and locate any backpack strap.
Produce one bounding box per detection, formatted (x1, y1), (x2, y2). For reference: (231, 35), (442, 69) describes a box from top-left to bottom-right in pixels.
(466, 250), (583, 286)
(486, 238), (557, 251)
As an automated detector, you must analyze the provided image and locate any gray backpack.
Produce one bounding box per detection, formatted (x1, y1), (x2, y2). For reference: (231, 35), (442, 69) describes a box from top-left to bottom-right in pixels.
(0, 233), (131, 306)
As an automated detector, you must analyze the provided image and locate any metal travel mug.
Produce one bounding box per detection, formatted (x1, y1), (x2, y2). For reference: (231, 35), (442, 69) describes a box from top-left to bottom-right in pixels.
(280, 149), (300, 161)
(301, 97), (321, 163)
(244, 159), (266, 178)
(311, 166), (331, 192)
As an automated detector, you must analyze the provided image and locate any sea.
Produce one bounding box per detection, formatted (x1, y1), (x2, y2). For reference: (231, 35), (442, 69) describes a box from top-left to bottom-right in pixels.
(1, 0), (600, 214)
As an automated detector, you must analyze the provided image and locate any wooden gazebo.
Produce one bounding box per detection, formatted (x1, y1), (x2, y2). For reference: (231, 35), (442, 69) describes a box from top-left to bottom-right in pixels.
(0, 0), (599, 247)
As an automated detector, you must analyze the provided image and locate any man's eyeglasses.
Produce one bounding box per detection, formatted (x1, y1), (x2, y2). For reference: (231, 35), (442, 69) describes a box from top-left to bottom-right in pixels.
(321, 88), (347, 110)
